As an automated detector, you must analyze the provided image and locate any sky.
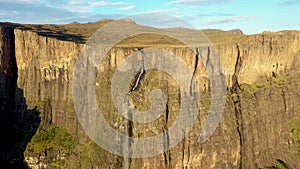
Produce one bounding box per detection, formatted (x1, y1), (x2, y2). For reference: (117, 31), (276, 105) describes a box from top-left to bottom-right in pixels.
(0, 0), (299, 34)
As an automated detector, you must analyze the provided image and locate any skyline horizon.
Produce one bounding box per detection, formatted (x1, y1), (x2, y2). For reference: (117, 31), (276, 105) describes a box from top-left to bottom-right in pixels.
(1, 17), (299, 36)
(0, 0), (299, 34)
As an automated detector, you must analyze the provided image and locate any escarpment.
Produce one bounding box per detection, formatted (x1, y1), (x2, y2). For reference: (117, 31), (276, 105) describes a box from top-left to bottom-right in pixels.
(0, 21), (300, 168)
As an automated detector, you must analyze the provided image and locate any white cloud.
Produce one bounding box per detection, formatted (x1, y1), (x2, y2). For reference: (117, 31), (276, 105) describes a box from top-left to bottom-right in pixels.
(130, 13), (195, 29)
(91, 1), (126, 7)
(0, 0), (128, 13)
(21, 0), (40, 2)
(119, 5), (136, 11)
(206, 16), (250, 24)
(64, 1), (94, 13)
(144, 8), (179, 14)
(0, 0), (129, 23)
(65, 1), (127, 13)
(169, 0), (201, 5)
(0, 2), (80, 23)
(0, 0), (40, 2)
(278, 0), (300, 6)
(168, 0), (233, 5)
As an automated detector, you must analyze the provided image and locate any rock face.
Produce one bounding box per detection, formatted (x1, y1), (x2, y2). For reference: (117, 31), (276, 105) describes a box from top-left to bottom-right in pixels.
(0, 21), (300, 168)
(14, 29), (83, 135)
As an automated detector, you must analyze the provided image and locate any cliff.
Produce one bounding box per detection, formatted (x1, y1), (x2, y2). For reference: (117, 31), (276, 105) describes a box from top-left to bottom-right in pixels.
(0, 21), (299, 168)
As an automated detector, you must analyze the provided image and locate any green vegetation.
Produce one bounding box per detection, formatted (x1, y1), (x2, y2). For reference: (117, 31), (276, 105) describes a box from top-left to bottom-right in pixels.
(288, 118), (300, 153)
(240, 80), (271, 92)
(49, 141), (123, 168)
(271, 76), (288, 85)
(35, 98), (51, 107)
(231, 93), (239, 102)
(261, 160), (292, 169)
(27, 124), (78, 154)
(240, 75), (289, 93)
(288, 118), (300, 139)
(26, 125), (124, 168)
(204, 31), (249, 45)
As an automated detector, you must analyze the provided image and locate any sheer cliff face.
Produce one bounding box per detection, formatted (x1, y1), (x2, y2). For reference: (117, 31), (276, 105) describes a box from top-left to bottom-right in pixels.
(14, 29), (82, 133)
(216, 32), (300, 87)
(1, 23), (300, 168)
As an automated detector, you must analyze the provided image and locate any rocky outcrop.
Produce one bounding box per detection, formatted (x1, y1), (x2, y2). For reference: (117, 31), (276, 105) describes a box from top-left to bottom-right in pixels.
(0, 21), (300, 168)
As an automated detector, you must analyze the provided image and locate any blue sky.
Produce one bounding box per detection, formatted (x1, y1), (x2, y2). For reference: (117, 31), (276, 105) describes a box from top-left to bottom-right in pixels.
(0, 0), (299, 34)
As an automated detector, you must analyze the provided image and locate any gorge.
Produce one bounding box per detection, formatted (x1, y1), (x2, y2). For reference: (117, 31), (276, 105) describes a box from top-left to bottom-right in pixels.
(0, 20), (300, 168)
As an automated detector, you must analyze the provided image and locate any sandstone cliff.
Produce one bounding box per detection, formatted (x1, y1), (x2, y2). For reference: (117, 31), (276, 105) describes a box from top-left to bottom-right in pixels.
(0, 21), (299, 168)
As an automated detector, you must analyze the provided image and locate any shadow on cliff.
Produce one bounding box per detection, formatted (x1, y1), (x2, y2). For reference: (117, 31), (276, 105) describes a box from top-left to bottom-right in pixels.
(0, 67), (41, 168)
(19, 26), (86, 43)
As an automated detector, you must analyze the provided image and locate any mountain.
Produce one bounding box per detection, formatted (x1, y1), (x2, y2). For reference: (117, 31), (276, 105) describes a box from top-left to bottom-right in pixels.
(0, 20), (299, 168)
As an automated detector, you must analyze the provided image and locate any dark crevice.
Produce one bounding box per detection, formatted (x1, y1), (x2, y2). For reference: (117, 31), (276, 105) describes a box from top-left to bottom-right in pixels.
(190, 47), (199, 95)
(277, 76), (287, 114)
(181, 129), (185, 169)
(165, 101), (169, 126)
(206, 46), (210, 68)
(231, 43), (244, 169)
(281, 87), (287, 114)
(122, 112), (133, 169)
(187, 145), (190, 169)
(232, 44), (242, 93)
(232, 93), (243, 169)
(163, 129), (172, 169)
(164, 102), (172, 169)
(163, 151), (168, 168)
(193, 47), (199, 77)
(122, 115), (133, 169)
(269, 38), (273, 55)
(182, 128), (190, 169)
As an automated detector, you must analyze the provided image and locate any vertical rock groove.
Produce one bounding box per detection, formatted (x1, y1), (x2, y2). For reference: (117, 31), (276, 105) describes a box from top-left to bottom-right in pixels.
(232, 94), (243, 169)
(123, 48), (145, 169)
(165, 101), (169, 126)
(231, 44), (244, 169)
(281, 87), (287, 114)
(232, 44), (242, 92)
(206, 46), (210, 68)
(181, 129), (185, 169)
(164, 101), (171, 168)
(193, 47), (199, 77)
(163, 129), (172, 169)
(190, 47), (199, 94)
